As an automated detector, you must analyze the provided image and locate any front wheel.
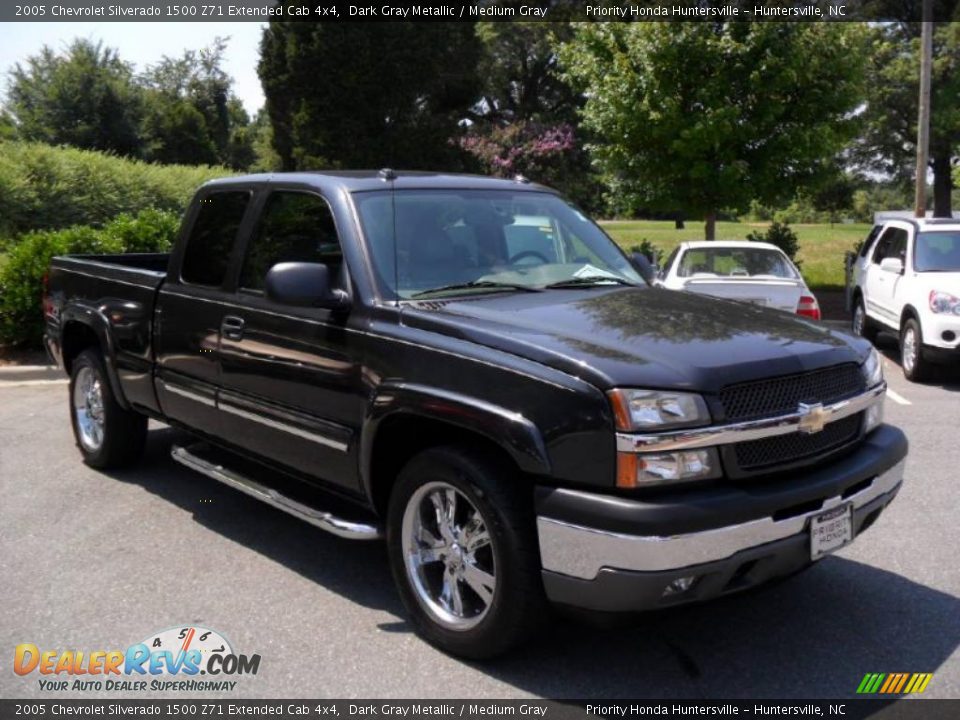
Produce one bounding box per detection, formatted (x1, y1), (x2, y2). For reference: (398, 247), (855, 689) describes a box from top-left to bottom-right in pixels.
(900, 318), (931, 382)
(69, 348), (147, 468)
(852, 296), (878, 342)
(386, 446), (546, 659)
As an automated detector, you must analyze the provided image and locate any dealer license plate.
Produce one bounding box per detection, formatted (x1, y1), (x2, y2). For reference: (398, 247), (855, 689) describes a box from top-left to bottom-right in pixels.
(810, 504), (853, 560)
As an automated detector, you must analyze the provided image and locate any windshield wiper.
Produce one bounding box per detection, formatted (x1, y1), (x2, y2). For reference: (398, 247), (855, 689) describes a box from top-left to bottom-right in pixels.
(410, 280), (543, 299)
(544, 276), (640, 289)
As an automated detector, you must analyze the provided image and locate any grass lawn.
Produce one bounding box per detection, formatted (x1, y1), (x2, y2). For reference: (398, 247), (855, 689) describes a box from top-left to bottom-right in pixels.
(599, 219), (871, 291)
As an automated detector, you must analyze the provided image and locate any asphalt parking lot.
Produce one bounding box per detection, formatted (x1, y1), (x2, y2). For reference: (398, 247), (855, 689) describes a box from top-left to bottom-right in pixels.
(1, 335), (958, 700)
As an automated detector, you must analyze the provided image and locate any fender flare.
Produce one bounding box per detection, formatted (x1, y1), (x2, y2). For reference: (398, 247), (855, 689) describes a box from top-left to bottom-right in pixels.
(60, 302), (131, 410)
(359, 382), (551, 500)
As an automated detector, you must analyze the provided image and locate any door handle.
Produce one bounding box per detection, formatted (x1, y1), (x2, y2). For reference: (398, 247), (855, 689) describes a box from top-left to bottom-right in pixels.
(221, 315), (245, 341)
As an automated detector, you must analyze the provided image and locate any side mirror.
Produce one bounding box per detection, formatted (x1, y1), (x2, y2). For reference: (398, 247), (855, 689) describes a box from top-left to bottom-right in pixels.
(265, 262), (350, 310)
(879, 257), (904, 275)
(629, 252), (657, 285)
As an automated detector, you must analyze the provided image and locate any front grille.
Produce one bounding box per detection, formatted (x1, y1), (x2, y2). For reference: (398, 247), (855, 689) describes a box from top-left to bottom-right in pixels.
(733, 413), (862, 471)
(719, 364), (865, 422)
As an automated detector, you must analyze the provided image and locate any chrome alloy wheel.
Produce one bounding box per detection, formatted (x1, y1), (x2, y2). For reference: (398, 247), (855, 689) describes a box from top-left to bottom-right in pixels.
(902, 326), (918, 374)
(73, 366), (105, 452)
(401, 481), (496, 631)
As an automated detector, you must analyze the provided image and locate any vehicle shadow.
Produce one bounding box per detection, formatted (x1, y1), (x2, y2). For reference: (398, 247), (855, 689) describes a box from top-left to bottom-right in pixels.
(875, 330), (960, 391)
(108, 427), (959, 700)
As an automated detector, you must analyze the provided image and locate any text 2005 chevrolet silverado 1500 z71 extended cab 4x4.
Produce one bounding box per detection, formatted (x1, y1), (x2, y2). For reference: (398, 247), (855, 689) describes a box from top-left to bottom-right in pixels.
(45, 172), (907, 658)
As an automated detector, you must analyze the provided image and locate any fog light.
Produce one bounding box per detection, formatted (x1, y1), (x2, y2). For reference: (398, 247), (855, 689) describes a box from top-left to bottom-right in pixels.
(864, 397), (884, 434)
(663, 576), (698, 597)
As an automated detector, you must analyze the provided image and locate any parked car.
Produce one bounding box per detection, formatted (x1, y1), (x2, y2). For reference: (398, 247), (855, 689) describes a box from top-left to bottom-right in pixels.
(656, 240), (820, 319)
(44, 172), (906, 658)
(849, 217), (960, 381)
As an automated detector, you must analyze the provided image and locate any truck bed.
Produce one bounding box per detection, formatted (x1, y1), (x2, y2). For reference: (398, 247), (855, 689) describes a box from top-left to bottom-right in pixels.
(50, 253), (170, 288)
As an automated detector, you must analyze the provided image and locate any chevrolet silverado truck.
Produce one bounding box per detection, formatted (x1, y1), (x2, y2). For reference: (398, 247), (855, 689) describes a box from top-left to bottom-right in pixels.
(45, 172), (907, 658)
(849, 217), (960, 381)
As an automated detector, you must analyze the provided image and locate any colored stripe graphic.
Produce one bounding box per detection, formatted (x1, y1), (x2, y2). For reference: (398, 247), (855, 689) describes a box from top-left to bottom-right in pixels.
(858, 672), (933, 694)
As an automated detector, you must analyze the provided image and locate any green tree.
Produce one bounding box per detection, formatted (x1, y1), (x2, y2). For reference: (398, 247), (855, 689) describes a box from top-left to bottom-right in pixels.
(258, 23), (481, 170)
(140, 38), (253, 169)
(560, 23), (868, 239)
(6, 39), (143, 156)
(856, 20), (960, 217)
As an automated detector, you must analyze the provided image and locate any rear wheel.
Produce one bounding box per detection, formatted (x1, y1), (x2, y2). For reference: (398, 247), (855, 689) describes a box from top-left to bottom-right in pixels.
(69, 348), (147, 468)
(900, 318), (931, 382)
(386, 445), (546, 659)
(852, 296), (878, 342)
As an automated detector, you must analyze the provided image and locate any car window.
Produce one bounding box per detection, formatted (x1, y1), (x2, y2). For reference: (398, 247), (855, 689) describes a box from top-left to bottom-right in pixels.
(503, 216), (561, 264)
(915, 231), (960, 272)
(240, 191), (343, 292)
(181, 191), (251, 287)
(871, 227), (907, 265)
(660, 247), (680, 279)
(677, 247), (798, 278)
(859, 226), (882, 258)
(353, 190), (641, 299)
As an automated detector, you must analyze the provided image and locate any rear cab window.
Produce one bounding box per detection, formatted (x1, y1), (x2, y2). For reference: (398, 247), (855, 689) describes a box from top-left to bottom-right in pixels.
(180, 191), (252, 287)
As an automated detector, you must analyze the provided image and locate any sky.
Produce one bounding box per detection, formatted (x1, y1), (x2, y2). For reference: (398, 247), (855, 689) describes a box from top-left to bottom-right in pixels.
(0, 22), (267, 115)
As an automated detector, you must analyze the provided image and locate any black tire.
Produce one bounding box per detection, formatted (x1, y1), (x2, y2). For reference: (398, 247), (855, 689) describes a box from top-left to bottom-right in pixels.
(386, 445), (547, 659)
(69, 348), (147, 469)
(852, 295), (878, 342)
(900, 318), (931, 382)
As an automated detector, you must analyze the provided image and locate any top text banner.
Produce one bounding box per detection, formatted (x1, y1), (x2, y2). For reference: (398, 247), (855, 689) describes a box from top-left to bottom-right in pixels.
(3, 1), (959, 23)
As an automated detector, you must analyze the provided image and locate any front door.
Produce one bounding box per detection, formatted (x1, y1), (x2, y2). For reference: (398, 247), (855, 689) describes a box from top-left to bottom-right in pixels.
(217, 189), (365, 493)
(865, 225), (908, 325)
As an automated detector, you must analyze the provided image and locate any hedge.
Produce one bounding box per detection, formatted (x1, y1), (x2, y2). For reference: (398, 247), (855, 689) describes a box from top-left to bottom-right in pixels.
(0, 209), (180, 347)
(0, 140), (226, 238)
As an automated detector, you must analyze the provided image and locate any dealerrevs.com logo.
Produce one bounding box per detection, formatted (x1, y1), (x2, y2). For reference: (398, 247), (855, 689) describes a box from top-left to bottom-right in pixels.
(13, 625), (261, 692)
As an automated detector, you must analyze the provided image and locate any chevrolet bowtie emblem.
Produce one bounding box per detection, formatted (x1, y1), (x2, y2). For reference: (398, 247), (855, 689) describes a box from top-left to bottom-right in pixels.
(798, 402), (828, 434)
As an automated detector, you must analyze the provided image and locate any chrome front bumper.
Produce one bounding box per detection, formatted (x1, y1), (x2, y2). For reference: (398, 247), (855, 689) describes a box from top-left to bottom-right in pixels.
(538, 459), (905, 581)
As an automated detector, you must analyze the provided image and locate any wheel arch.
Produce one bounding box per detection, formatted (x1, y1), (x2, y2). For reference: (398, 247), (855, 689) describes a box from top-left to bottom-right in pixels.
(900, 304), (921, 331)
(360, 383), (551, 516)
(60, 305), (130, 410)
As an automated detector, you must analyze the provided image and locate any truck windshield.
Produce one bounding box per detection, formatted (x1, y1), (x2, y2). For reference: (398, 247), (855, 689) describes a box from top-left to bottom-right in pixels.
(915, 232), (960, 272)
(353, 190), (643, 299)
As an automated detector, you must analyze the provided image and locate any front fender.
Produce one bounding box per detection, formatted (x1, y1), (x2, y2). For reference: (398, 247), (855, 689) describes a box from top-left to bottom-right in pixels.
(360, 382), (551, 498)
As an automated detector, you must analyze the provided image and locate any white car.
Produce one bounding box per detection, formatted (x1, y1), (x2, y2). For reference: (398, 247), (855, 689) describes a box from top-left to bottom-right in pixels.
(655, 240), (820, 319)
(849, 218), (960, 381)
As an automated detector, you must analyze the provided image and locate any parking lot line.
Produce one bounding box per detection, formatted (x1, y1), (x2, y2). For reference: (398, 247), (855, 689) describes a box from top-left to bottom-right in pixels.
(886, 388), (912, 405)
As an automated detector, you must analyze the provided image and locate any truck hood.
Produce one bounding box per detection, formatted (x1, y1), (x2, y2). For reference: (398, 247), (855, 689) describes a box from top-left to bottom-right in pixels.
(400, 287), (868, 392)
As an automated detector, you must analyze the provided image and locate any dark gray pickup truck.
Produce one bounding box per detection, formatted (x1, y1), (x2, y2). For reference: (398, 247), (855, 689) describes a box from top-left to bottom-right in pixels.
(44, 171), (907, 658)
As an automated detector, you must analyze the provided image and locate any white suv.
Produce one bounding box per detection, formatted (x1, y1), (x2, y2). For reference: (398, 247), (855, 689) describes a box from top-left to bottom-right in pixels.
(850, 218), (960, 381)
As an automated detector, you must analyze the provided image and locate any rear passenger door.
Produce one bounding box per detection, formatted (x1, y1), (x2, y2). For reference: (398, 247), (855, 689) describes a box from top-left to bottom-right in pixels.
(155, 189), (253, 436)
(217, 188), (363, 492)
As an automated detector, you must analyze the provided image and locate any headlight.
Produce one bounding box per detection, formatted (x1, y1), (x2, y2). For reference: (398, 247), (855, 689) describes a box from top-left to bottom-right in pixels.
(617, 448), (721, 488)
(608, 389), (711, 431)
(929, 290), (960, 315)
(861, 347), (883, 388)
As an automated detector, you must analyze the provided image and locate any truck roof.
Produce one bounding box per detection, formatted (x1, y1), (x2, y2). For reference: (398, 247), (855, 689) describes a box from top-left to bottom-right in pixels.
(201, 170), (557, 194)
(878, 217), (960, 231)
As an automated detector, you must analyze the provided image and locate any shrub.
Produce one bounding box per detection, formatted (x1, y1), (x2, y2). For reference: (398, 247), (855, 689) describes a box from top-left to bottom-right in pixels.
(0, 209), (179, 347)
(0, 140), (225, 237)
(746, 221), (801, 265)
(629, 239), (664, 266)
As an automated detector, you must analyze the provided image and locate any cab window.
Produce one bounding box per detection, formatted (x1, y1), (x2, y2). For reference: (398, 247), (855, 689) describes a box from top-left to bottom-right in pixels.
(240, 191), (343, 292)
(180, 191), (251, 287)
(872, 227), (908, 265)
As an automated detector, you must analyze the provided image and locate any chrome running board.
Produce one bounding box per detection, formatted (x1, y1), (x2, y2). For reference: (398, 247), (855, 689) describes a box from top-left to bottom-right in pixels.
(171, 444), (381, 540)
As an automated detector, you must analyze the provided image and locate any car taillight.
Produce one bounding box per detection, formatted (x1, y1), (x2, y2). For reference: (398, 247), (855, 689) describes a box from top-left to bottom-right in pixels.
(41, 272), (53, 316)
(796, 295), (821, 321)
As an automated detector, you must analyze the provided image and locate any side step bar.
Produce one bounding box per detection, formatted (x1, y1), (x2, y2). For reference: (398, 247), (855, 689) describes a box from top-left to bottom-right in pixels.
(171, 444), (382, 540)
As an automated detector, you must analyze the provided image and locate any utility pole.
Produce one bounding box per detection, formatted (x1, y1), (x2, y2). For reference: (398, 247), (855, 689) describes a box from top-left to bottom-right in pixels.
(914, 0), (933, 218)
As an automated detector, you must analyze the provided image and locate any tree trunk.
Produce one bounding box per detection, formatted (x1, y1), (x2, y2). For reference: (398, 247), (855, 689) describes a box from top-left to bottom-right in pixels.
(704, 212), (717, 240)
(932, 151), (954, 218)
